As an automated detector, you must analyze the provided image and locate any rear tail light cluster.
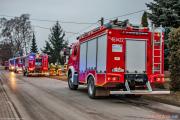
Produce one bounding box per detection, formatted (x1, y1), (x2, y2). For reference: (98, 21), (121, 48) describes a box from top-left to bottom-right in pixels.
(154, 77), (164, 83)
(29, 67), (35, 71)
(107, 76), (119, 81)
(43, 67), (48, 70)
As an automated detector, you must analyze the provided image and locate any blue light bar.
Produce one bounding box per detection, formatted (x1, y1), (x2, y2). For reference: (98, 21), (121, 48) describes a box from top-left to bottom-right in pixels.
(29, 56), (34, 59)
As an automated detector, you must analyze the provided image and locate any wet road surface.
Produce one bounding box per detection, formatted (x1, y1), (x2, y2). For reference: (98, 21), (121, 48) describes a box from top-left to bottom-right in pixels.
(0, 70), (180, 120)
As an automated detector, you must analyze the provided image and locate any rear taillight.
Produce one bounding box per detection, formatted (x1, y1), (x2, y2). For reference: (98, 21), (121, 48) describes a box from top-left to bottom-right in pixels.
(112, 77), (118, 81)
(43, 67), (48, 70)
(107, 77), (111, 81)
(161, 78), (165, 83)
(154, 77), (164, 83)
(156, 78), (161, 82)
(29, 67), (34, 71)
(107, 76), (119, 81)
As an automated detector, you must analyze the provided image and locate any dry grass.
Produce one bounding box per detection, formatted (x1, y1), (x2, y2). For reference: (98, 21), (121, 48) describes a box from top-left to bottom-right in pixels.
(144, 91), (180, 106)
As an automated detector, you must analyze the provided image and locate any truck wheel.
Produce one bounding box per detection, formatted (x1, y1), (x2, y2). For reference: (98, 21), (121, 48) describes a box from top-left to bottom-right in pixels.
(23, 72), (25, 76)
(68, 73), (78, 90)
(88, 76), (97, 99)
(26, 72), (29, 77)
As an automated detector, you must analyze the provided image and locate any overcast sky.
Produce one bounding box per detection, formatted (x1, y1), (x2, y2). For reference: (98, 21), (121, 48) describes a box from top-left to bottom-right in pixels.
(0, 0), (152, 49)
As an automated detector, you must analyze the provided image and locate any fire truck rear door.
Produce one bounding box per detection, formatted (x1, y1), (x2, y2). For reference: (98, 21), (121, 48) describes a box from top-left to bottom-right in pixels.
(126, 39), (146, 73)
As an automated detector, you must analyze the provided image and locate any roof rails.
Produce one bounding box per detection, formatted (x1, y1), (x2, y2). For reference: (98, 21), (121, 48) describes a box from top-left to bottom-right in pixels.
(77, 18), (149, 40)
(77, 19), (130, 40)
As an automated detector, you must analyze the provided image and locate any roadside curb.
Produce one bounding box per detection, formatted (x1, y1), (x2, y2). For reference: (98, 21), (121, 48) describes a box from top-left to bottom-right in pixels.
(0, 78), (22, 120)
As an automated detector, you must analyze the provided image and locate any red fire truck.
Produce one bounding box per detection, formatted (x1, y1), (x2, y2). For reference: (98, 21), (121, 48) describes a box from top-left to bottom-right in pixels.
(14, 57), (23, 73)
(67, 19), (170, 98)
(23, 53), (49, 76)
(9, 58), (16, 71)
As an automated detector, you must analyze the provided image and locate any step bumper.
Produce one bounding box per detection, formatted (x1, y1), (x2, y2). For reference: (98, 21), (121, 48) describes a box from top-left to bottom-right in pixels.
(110, 90), (170, 95)
(28, 72), (49, 76)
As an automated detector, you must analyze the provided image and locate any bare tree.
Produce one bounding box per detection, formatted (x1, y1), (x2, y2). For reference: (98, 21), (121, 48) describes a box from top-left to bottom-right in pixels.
(0, 14), (33, 56)
(0, 41), (13, 60)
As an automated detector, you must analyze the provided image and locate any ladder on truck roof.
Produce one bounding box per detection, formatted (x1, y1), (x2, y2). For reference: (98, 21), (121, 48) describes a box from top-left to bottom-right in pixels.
(152, 28), (163, 74)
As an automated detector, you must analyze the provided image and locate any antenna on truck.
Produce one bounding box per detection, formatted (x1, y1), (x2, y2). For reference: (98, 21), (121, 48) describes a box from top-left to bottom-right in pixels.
(99, 17), (104, 26)
(101, 19), (130, 29)
(77, 18), (131, 40)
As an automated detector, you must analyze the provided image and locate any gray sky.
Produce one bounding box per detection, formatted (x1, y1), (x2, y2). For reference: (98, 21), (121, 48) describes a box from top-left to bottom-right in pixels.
(0, 0), (152, 49)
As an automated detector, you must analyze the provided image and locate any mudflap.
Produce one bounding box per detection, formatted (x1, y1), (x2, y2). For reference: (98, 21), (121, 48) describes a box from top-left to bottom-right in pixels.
(95, 89), (110, 97)
(73, 74), (78, 85)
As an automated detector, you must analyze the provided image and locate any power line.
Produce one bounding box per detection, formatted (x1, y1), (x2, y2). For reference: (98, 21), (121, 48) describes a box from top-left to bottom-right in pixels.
(105, 9), (147, 21)
(32, 25), (50, 30)
(0, 9), (147, 25)
(0, 14), (95, 35)
(69, 9), (147, 39)
(67, 9), (147, 40)
(77, 21), (99, 34)
(32, 25), (78, 34)
(67, 21), (99, 40)
(0, 14), (95, 25)
(31, 18), (96, 25)
(0, 9), (148, 40)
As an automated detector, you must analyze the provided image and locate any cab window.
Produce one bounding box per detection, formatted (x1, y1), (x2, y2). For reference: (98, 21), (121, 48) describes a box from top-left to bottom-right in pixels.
(70, 48), (72, 55)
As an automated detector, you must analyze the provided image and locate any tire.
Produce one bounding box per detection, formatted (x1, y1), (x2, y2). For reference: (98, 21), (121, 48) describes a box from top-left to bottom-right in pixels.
(25, 71), (29, 77)
(68, 73), (78, 90)
(87, 76), (97, 99)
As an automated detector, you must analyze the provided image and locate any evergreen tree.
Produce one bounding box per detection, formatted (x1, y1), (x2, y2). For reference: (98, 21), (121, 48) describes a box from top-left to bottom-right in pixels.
(42, 41), (52, 55)
(146, 0), (180, 70)
(141, 11), (148, 27)
(146, 0), (180, 28)
(42, 41), (54, 63)
(164, 28), (171, 70)
(169, 27), (180, 91)
(30, 33), (38, 53)
(42, 21), (68, 64)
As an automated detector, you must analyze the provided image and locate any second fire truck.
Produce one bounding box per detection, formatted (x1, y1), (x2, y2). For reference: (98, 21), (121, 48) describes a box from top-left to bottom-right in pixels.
(23, 53), (49, 76)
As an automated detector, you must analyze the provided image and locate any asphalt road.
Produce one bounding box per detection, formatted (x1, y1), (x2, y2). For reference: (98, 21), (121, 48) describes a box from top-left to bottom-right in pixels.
(0, 70), (180, 120)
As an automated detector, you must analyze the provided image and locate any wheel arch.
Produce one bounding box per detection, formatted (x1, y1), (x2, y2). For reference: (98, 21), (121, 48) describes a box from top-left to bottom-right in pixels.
(68, 66), (75, 76)
(68, 69), (72, 77)
(68, 66), (78, 82)
(86, 73), (96, 84)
